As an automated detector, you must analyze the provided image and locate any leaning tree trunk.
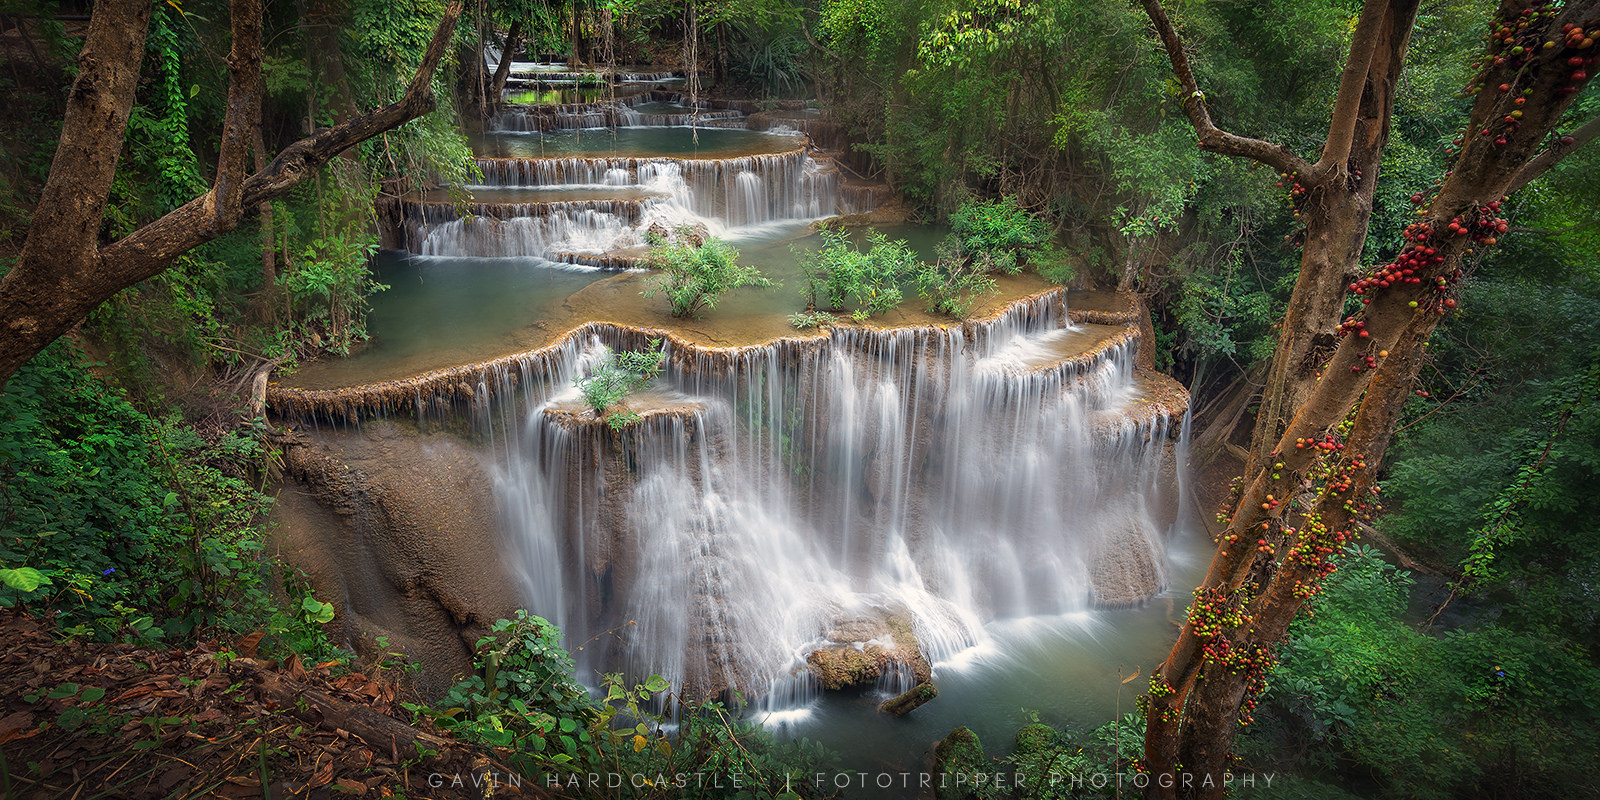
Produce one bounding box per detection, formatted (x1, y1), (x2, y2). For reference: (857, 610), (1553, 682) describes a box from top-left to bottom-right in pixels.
(1136, 1), (1600, 796)
(0, 1), (463, 386)
(489, 19), (524, 110)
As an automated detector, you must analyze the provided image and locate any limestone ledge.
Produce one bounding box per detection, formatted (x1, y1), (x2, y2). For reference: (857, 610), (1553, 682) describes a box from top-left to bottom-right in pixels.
(266, 288), (1164, 423)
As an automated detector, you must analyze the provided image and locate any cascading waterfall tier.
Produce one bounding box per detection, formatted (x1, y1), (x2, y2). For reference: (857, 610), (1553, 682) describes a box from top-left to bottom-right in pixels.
(394, 148), (852, 258)
(268, 290), (1188, 708)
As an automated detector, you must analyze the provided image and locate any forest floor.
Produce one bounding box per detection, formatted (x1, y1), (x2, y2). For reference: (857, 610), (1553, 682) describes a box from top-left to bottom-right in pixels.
(0, 611), (548, 799)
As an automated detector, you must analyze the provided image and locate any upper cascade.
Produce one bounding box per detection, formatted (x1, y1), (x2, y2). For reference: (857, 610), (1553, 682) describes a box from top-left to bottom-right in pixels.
(387, 105), (867, 261)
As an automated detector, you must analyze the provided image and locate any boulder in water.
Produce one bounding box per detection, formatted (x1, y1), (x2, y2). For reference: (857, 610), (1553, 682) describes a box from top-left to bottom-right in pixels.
(926, 726), (989, 800)
(804, 608), (931, 690)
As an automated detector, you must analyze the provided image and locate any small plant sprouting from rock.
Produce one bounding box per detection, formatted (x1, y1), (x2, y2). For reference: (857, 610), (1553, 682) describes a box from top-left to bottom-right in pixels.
(642, 233), (775, 318)
(575, 340), (666, 430)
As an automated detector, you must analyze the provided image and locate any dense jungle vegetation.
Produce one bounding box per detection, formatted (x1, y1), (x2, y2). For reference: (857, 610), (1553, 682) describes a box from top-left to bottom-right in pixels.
(0, 0), (1597, 797)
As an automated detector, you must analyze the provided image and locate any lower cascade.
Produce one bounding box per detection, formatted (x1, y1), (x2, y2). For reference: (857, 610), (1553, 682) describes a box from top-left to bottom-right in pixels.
(470, 292), (1186, 709)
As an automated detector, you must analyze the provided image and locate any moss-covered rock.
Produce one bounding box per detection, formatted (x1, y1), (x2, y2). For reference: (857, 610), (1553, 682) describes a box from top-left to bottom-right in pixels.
(930, 726), (988, 800)
(1013, 722), (1057, 754)
(805, 607), (932, 690)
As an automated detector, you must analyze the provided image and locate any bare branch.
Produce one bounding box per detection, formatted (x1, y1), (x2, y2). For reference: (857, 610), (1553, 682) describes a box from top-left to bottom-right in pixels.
(1136, 0), (1314, 177)
(1506, 115), (1600, 195)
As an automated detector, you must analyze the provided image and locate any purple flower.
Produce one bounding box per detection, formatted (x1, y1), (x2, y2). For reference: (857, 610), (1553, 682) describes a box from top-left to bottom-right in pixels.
(102, 568), (115, 576)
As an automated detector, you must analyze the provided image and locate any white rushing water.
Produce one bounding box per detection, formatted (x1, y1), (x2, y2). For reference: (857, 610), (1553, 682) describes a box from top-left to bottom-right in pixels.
(475, 294), (1180, 716)
(404, 149), (850, 259)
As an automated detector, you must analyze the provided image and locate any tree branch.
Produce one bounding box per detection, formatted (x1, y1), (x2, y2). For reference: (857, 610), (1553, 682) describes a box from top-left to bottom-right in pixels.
(1315, 0), (1392, 176)
(1506, 114), (1600, 194)
(0, 1), (462, 386)
(1137, 0), (1314, 177)
(99, 1), (462, 285)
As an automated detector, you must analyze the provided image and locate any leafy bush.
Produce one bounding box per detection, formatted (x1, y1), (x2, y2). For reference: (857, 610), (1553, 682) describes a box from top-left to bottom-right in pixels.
(282, 226), (385, 354)
(1263, 545), (1600, 798)
(788, 310), (838, 329)
(0, 343), (341, 659)
(949, 197), (1051, 272)
(911, 236), (999, 317)
(575, 340), (667, 429)
(643, 236), (774, 318)
(433, 611), (600, 762)
(428, 610), (837, 796)
(796, 227), (916, 316)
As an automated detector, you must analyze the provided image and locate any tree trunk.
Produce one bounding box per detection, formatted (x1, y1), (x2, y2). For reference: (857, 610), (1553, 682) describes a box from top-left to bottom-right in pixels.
(1136, 0), (1600, 796)
(489, 19), (524, 110)
(253, 111), (276, 321)
(1244, 0), (1416, 471)
(0, 2), (463, 386)
(569, 0), (583, 67)
(3, 0), (152, 373)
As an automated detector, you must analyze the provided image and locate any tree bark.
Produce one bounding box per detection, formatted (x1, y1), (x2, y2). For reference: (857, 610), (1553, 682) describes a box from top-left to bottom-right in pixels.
(5, 0), (152, 363)
(489, 19), (524, 109)
(1137, 0), (1600, 796)
(0, 2), (463, 386)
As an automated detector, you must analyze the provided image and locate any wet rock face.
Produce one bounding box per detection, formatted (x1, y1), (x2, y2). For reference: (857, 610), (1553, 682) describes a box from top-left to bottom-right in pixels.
(804, 609), (932, 690)
(272, 421), (522, 698)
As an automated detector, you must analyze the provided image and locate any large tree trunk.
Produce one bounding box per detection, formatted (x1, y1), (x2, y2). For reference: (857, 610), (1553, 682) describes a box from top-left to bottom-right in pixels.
(0, 1), (463, 386)
(1243, 0), (1416, 471)
(1136, 0), (1600, 796)
(3, 0), (152, 364)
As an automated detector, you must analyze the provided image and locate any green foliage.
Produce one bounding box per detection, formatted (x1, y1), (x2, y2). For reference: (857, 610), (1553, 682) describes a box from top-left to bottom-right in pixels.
(643, 236), (775, 318)
(281, 227), (385, 355)
(999, 713), (1144, 799)
(0, 344), (342, 661)
(1266, 546), (1600, 798)
(788, 310), (838, 330)
(575, 340), (667, 428)
(911, 236), (998, 317)
(1172, 250), (1279, 364)
(427, 610), (835, 796)
(434, 611), (599, 760)
(796, 227), (913, 316)
(949, 197), (1050, 273)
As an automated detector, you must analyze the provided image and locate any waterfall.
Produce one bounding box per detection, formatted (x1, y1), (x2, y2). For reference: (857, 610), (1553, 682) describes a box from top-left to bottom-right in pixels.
(485, 295), (1181, 708)
(403, 150), (850, 258)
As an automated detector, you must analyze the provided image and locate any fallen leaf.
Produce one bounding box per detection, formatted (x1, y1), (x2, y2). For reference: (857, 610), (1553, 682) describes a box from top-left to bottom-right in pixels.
(236, 632), (266, 659)
(309, 759), (336, 789)
(0, 711), (37, 745)
(333, 777), (367, 795)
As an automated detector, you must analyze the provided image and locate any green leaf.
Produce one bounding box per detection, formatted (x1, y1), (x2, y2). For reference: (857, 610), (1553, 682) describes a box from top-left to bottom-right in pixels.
(47, 683), (80, 700)
(644, 674), (670, 694)
(0, 567), (46, 592)
(300, 596), (335, 623)
(163, 491), (179, 507)
(80, 686), (106, 703)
